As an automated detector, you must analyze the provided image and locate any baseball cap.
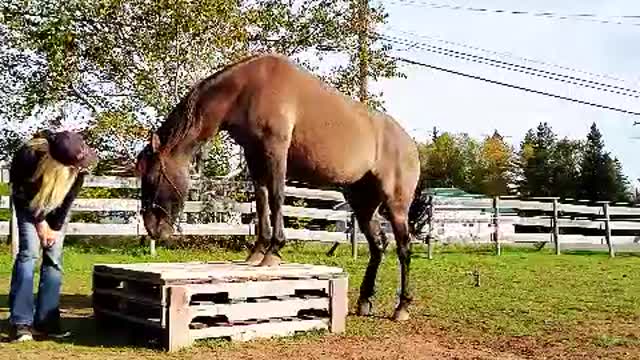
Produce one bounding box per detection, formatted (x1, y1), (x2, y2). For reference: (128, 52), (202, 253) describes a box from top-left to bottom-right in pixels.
(47, 131), (98, 169)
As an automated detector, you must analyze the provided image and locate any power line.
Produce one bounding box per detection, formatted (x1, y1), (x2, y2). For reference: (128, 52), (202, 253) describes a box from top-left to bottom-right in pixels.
(382, 0), (640, 27)
(381, 26), (637, 85)
(376, 33), (640, 98)
(392, 55), (640, 116)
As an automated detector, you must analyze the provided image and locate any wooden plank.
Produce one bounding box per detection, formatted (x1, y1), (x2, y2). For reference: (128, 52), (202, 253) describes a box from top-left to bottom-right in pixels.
(433, 205), (492, 211)
(329, 277), (348, 334)
(504, 233), (551, 243)
(190, 318), (329, 342)
(505, 234), (640, 245)
(84, 175), (140, 188)
(607, 206), (640, 216)
(71, 198), (139, 212)
(187, 279), (330, 300)
(559, 203), (601, 215)
(350, 214), (358, 259)
(0, 221), (8, 236)
(433, 198), (492, 207)
(0, 168), (8, 183)
(65, 223), (139, 236)
(283, 186), (344, 202)
(93, 306), (162, 328)
(282, 205), (350, 221)
(190, 298), (329, 322)
(94, 262), (345, 284)
(284, 229), (348, 243)
(167, 286), (192, 352)
(94, 288), (162, 307)
(183, 201), (253, 214)
(2, 195), (347, 220)
(0, 196), (9, 209)
(609, 221), (640, 230)
(174, 224), (252, 236)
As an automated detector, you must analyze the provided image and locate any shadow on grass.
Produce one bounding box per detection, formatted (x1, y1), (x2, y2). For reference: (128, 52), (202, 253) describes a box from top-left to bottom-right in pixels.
(0, 293), (163, 350)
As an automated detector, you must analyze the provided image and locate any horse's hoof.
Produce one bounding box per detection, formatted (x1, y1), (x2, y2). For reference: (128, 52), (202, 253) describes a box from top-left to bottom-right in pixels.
(245, 251), (265, 266)
(357, 299), (373, 316)
(259, 253), (282, 267)
(392, 308), (410, 321)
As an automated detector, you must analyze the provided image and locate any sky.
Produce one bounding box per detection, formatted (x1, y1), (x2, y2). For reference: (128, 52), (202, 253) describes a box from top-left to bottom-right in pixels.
(367, 0), (640, 184)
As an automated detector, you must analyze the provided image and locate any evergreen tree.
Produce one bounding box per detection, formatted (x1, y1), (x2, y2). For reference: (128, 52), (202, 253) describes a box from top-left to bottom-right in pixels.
(518, 122), (557, 197)
(552, 138), (583, 199)
(609, 157), (631, 202)
(577, 122), (629, 202)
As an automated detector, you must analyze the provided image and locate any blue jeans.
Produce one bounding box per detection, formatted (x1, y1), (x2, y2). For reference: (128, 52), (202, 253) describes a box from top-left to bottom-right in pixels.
(9, 207), (66, 329)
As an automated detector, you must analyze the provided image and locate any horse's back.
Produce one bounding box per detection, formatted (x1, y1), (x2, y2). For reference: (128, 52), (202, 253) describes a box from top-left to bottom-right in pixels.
(238, 54), (419, 189)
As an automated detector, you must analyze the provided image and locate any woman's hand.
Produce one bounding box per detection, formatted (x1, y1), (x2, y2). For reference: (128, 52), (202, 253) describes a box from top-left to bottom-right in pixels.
(35, 221), (57, 248)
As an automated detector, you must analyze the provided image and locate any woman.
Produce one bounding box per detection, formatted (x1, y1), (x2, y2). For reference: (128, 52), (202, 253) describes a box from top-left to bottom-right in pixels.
(8, 130), (96, 342)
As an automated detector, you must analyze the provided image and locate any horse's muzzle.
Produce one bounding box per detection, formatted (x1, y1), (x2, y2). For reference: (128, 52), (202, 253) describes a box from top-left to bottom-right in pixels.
(142, 212), (175, 241)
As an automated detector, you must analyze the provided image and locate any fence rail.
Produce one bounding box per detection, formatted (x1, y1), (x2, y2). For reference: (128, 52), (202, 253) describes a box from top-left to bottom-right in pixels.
(2, 169), (640, 258)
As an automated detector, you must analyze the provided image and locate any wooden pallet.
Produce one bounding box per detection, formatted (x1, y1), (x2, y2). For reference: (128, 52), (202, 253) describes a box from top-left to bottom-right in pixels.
(92, 261), (348, 351)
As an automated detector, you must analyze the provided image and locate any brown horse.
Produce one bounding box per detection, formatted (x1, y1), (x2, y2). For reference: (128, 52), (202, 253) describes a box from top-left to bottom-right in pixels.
(135, 53), (421, 321)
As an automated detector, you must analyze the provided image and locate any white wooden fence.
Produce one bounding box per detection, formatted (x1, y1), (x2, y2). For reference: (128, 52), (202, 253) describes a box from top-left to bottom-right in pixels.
(1, 168), (640, 258)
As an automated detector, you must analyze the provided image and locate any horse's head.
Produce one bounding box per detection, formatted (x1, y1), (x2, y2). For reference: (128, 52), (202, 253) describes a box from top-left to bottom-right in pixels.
(135, 132), (190, 241)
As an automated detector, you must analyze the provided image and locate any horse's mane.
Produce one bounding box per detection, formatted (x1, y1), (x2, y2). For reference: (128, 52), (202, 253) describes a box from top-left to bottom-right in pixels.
(156, 54), (261, 151)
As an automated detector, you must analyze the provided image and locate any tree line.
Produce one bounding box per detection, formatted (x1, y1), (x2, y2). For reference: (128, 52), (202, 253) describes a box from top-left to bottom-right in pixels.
(416, 122), (634, 203)
(0, 1), (634, 204)
(0, 0), (401, 171)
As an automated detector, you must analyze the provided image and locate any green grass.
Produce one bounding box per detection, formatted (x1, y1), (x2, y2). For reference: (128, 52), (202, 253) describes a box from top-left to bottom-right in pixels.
(0, 242), (638, 358)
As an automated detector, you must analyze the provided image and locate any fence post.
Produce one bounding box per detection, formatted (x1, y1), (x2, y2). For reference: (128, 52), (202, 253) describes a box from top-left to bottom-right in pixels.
(602, 202), (615, 258)
(492, 196), (500, 256)
(350, 213), (358, 259)
(9, 191), (18, 259)
(552, 198), (560, 255)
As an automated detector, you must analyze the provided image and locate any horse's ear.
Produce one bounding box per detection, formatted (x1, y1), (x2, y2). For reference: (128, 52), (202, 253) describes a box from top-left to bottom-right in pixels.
(150, 132), (161, 153)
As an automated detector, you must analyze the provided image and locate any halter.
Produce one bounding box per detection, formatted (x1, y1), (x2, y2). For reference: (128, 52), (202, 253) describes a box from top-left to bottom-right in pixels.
(141, 155), (185, 232)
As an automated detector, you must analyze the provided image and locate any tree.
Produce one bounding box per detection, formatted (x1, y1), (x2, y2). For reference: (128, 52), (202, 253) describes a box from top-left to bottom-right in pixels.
(0, 127), (24, 162)
(609, 157), (631, 203)
(551, 138), (583, 199)
(1, 0), (403, 172)
(473, 131), (515, 196)
(417, 132), (480, 192)
(576, 122), (631, 202)
(518, 122), (557, 197)
(578, 123), (613, 201)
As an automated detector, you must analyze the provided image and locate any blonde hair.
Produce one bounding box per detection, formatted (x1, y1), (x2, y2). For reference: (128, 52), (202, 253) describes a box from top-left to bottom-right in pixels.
(27, 138), (79, 215)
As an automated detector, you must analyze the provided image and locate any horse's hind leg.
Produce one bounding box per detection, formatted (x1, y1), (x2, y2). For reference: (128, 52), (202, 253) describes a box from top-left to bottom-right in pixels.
(345, 178), (385, 316)
(384, 194), (414, 321)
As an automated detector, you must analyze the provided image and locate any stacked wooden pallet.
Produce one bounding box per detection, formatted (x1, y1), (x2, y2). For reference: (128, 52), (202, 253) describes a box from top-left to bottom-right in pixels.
(92, 261), (348, 351)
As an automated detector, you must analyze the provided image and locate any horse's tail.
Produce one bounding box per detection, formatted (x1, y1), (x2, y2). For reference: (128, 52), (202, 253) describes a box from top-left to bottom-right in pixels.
(408, 186), (431, 240)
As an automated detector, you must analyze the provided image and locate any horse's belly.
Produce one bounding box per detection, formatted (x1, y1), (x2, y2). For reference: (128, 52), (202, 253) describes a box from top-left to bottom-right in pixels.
(286, 139), (374, 186)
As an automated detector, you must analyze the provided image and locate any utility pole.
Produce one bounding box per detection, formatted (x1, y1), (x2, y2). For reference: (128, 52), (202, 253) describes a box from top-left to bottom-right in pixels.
(357, 0), (369, 105)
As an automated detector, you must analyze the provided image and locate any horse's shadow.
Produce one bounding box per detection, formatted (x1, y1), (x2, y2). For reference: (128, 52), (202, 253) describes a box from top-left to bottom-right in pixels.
(0, 294), (160, 349)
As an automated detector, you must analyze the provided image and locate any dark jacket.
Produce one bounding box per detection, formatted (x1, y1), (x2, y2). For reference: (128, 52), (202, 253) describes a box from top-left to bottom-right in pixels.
(9, 142), (85, 231)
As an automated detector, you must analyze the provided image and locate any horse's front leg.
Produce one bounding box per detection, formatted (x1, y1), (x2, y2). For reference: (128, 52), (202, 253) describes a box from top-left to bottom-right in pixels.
(259, 151), (287, 267)
(246, 183), (271, 265)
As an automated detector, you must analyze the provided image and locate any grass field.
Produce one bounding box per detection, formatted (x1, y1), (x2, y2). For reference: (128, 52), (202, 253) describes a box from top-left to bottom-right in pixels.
(0, 242), (638, 359)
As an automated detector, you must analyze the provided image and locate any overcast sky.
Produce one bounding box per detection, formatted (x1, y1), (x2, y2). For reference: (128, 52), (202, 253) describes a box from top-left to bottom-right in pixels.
(370, 0), (640, 183)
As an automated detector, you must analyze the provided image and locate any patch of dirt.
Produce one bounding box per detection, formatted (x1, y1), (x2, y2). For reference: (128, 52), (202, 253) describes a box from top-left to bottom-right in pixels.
(3, 311), (639, 360)
(194, 334), (524, 360)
